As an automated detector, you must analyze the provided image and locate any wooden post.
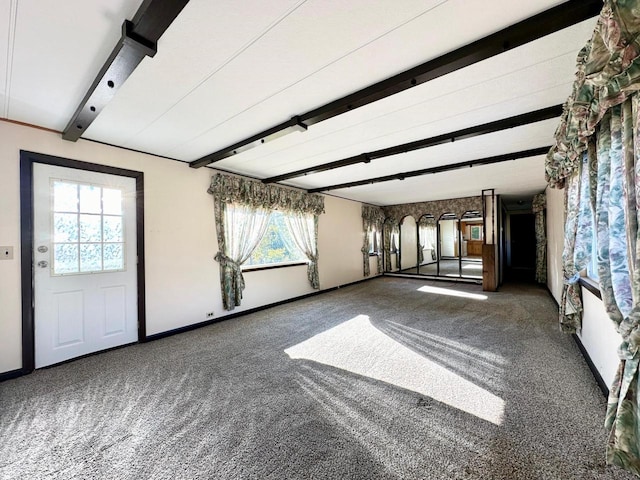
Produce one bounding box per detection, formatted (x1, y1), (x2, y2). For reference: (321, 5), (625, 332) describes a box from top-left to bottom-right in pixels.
(482, 244), (497, 291)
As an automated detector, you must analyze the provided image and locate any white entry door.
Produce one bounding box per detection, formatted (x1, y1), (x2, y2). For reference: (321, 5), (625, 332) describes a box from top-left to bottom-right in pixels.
(33, 163), (138, 368)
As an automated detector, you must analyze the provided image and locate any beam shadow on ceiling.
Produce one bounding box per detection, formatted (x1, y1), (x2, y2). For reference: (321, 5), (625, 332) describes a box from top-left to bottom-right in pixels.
(189, 0), (600, 169)
(62, 0), (190, 142)
(262, 104), (562, 183)
(306, 146), (551, 193)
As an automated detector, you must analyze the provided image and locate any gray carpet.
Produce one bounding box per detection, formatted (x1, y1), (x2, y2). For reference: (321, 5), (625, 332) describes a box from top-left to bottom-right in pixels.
(0, 277), (634, 479)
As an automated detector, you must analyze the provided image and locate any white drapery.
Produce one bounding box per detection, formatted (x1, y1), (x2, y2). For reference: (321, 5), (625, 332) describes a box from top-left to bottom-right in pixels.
(285, 212), (320, 289)
(215, 203), (271, 310)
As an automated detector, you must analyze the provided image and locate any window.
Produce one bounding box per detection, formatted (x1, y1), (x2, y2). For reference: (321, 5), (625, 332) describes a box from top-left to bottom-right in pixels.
(51, 180), (125, 275)
(244, 210), (306, 267)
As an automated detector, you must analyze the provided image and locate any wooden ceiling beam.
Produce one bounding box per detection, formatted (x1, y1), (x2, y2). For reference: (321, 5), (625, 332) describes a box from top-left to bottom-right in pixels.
(262, 104), (562, 183)
(306, 146), (551, 193)
(62, 0), (190, 141)
(190, 0), (600, 168)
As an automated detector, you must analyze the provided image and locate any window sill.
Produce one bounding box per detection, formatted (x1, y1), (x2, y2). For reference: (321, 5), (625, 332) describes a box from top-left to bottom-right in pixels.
(579, 276), (602, 300)
(242, 261), (307, 273)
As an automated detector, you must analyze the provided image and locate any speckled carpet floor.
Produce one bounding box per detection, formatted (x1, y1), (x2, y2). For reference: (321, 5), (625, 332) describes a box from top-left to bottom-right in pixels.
(0, 277), (634, 479)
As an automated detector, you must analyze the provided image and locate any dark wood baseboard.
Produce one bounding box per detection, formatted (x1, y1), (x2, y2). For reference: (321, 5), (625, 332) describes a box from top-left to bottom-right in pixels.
(544, 284), (608, 398)
(572, 333), (609, 398)
(0, 368), (26, 382)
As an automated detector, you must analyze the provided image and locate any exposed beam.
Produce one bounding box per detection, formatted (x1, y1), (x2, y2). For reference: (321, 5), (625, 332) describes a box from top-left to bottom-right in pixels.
(263, 104), (562, 183)
(189, 0), (600, 168)
(306, 146), (551, 193)
(62, 0), (190, 141)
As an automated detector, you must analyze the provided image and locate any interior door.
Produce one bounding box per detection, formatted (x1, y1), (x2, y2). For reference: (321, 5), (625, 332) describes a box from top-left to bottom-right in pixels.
(33, 163), (138, 368)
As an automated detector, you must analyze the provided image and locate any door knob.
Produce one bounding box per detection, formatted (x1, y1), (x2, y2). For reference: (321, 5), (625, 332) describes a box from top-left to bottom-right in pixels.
(37, 245), (48, 253)
(37, 260), (48, 268)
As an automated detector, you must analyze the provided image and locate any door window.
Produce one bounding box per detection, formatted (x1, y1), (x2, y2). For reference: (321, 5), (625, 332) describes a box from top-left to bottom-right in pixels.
(51, 180), (125, 275)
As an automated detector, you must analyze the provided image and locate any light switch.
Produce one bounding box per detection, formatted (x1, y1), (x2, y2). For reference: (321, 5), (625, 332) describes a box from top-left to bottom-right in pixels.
(1, 246), (14, 260)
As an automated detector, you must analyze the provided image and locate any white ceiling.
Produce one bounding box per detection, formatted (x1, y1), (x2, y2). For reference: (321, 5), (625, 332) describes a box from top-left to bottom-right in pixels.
(0, 0), (597, 206)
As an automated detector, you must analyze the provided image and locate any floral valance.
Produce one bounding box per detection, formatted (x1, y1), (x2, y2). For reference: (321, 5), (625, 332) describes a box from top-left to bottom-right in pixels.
(208, 173), (324, 215)
(546, 0), (640, 188)
(383, 196), (482, 222)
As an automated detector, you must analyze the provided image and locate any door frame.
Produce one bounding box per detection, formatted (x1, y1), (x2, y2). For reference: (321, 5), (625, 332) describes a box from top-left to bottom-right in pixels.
(20, 150), (146, 374)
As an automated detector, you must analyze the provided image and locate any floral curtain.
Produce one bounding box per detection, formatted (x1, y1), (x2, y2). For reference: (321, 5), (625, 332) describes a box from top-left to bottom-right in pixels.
(285, 212), (320, 289)
(598, 99), (640, 473)
(362, 205), (385, 276)
(546, 3), (640, 473)
(213, 202), (271, 310)
(546, 1), (640, 190)
(532, 194), (547, 284)
(559, 150), (596, 333)
(209, 172), (325, 310)
(383, 217), (399, 272)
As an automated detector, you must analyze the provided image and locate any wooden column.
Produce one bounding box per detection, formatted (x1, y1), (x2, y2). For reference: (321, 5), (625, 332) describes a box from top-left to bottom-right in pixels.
(482, 244), (497, 291)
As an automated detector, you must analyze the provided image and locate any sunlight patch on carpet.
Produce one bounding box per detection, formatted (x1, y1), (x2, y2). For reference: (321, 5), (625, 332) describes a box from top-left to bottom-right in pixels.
(417, 285), (487, 300)
(285, 315), (504, 425)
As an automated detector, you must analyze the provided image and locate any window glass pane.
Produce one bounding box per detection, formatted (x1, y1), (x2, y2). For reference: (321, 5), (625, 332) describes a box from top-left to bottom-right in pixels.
(80, 185), (101, 214)
(54, 244), (79, 274)
(103, 216), (123, 242)
(246, 211), (305, 266)
(79, 214), (102, 242)
(103, 188), (122, 215)
(51, 180), (127, 276)
(53, 181), (78, 212)
(103, 243), (124, 270)
(80, 244), (102, 272)
(53, 213), (78, 242)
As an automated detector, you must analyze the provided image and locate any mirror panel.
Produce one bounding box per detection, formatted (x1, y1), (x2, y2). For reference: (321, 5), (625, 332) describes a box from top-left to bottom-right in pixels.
(399, 216), (418, 272)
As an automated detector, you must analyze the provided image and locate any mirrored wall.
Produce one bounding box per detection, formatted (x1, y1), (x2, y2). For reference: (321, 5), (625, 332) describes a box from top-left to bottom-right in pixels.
(385, 210), (483, 280)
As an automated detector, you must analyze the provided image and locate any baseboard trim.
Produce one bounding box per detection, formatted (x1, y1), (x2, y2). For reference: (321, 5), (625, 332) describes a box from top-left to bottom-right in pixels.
(544, 284), (559, 308)
(145, 276), (379, 342)
(572, 333), (609, 398)
(0, 368), (25, 382)
(545, 284), (608, 398)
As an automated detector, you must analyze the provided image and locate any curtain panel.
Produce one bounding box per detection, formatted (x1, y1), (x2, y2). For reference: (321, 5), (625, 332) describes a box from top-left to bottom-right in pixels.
(209, 173), (325, 310)
(532, 194), (547, 284)
(546, 3), (640, 474)
(383, 217), (399, 272)
(285, 212), (320, 289)
(555, 95), (640, 474)
(598, 99), (640, 474)
(559, 150), (596, 333)
(362, 205), (385, 276)
(212, 202), (271, 311)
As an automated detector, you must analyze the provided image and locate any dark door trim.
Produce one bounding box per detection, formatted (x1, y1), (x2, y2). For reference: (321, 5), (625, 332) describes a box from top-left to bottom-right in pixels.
(19, 150), (146, 375)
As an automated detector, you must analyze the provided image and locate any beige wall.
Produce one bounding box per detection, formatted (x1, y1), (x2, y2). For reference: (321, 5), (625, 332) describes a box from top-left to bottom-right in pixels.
(0, 121), (370, 374)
